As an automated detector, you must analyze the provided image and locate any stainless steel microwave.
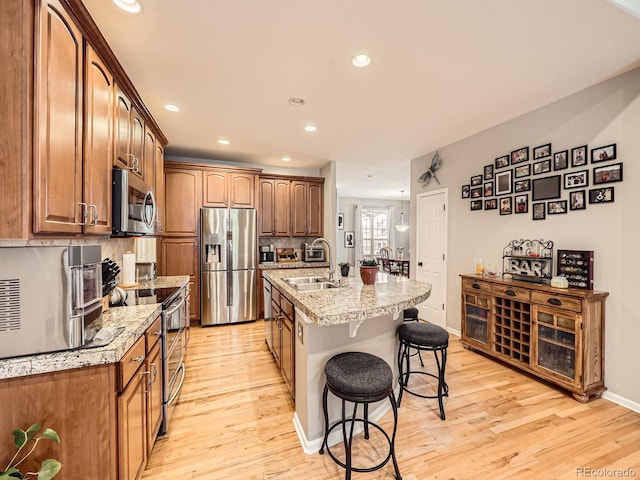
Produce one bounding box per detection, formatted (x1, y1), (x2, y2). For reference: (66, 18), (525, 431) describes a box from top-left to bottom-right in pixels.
(112, 168), (157, 235)
(0, 245), (103, 359)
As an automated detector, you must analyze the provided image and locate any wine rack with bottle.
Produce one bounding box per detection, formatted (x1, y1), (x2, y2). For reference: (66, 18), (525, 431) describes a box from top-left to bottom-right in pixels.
(460, 274), (608, 402)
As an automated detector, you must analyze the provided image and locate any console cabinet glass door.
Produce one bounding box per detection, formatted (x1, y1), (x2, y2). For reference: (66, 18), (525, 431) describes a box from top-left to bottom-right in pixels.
(462, 291), (491, 349)
(532, 305), (582, 388)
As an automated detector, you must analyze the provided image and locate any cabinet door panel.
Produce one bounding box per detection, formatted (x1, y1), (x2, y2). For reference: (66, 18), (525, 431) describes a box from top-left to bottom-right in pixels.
(307, 181), (323, 237)
(118, 370), (147, 480)
(113, 84), (131, 169)
(291, 181), (307, 236)
(146, 340), (162, 454)
(229, 173), (255, 208)
(281, 315), (295, 398)
(274, 179), (291, 236)
(161, 238), (198, 277)
(258, 178), (275, 236)
(130, 106), (145, 180)
(144, 128), (156, 195)
(164, 169), (202, 235)
(203, 171), (228, 207)
(154, 144), (164, 233)
(83, 45), (113, 235)
(34, 0), (83, 233)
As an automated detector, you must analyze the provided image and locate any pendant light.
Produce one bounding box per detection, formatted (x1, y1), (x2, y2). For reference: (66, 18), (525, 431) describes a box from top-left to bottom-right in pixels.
(396, 190), (410, 232)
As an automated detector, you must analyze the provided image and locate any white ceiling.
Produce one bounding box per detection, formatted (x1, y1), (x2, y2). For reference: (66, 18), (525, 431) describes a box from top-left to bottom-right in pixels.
(83, 0), (640, 200)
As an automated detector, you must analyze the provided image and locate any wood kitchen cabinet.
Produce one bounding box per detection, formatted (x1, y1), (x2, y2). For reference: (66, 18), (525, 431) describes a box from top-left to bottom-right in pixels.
(269, 285), (295, 399)
(291, 180), (324, 237)
(258, 177), (291, 236)
(113, 85), (147, 182)
(203, 169), (258, 208)
(163, 167), (202, 236)
(460, 275), (608, 402)
(145, 317), (163, 455)
(154, 143), (165, 234)
(161, 237), (200, 322)
(33, 0), (84, 234)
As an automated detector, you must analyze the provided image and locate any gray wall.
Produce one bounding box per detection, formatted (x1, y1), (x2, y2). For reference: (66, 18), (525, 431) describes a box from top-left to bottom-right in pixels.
(337, 196), (410, 265)
(410, 66), (640, 406)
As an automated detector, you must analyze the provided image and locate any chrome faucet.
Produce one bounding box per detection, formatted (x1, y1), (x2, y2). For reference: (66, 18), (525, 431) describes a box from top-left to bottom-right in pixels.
(311, 237), (335, 282)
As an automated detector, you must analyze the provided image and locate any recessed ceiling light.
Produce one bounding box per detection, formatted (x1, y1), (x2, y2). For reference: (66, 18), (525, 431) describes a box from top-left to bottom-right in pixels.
(352, 54), (371, 68)
(304, 124), (317, 132)
(164, 104), (180, 112)
(289, 97), (305, 106)
(113, 0), (141, 13)
(282, 157), (291, 162)
(367, 174), (373, 180)
(218, 138), (230, 145)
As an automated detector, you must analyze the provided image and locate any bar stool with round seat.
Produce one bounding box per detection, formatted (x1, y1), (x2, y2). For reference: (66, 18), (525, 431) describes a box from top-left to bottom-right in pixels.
(397, 322), (449, 420)
(319, 351), (402, 480)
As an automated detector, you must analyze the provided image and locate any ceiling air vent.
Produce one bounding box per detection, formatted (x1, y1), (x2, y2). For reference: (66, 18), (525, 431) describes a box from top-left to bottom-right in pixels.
(0, 279), (21, 332)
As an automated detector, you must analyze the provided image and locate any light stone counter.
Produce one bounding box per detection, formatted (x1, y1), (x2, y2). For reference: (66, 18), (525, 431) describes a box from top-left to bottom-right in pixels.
(263, 267), (431, 327)
(0, 276), (190, 380)
(259, 261), (330, 270)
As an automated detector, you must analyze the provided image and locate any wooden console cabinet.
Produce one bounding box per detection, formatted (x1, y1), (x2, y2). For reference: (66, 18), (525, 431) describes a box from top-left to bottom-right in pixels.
(460, 274), (608, 402)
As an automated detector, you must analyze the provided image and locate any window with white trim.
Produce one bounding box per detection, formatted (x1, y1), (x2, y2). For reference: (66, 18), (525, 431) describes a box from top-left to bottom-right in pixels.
(361, 207), (391, 256)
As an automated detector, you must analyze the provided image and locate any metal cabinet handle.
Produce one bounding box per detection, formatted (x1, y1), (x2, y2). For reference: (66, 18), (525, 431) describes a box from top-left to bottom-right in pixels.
(547, 298), (562, 306)
(472, 283), (480, 289)
(150, 362), (158, 383)
(89, 204), (98, 225)
(152, 330), (161, 336)
(141, 370), (150, 393)
(132, 355), (144, 362)
(78, 202), (88, 226)
(505, 289), (516, 296)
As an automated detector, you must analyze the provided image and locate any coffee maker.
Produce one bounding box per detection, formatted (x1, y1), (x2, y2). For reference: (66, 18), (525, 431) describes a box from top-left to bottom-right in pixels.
(260, 245), (275, 263)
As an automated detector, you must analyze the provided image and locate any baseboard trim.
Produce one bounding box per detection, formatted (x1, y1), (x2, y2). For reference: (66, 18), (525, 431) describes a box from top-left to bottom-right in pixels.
(602, 391), (640, 414)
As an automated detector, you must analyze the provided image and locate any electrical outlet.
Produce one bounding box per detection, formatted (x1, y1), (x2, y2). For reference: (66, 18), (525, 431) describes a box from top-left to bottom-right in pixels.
(297, 322), (303, 343)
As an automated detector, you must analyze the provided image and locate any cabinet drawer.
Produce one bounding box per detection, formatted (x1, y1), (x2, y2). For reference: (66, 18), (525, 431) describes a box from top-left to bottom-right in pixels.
(462, 278), (492, 294)
(493, 284), (530, 301)
(272, 287), (281, 305)
(531, 291), (582, 313)
(145, 316), (162, 351)
(281, 296), (294, 320)
(119, 335), (146, 392)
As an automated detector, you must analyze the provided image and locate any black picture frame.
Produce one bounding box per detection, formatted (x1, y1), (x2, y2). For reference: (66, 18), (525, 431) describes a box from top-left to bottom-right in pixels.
(514, 194), (528, 214)
(591, 143), (616, 163)
(484, 182), (494, 197)
(337, 213), (344, 230)
(547, 200), (568, 215)
(484, 199), (497, 210)
(344, 231), (355, 248)
(462, 185), (470, 198)
(495, 155), (510, 169)
(589, 187), (615, 204)
(484, 164), (494, 180)
(470, 186), (483, 198)
(499, 197), (512, 215)
(532, 175), (561, 201)
(495, 170), (513, 196)
(514, 179), (531, 193)
(553, 150), (569, 170)
(471, 175), (483, 186)
(510, 147), (529, 165)
(514, 164), (531, 178)
(533, 159), (551, 175)
(532, 203), (546, 220)
(592, 162), (623, 185)
(533, 143), (551, 159)
(564, 170), (589, 189)
(470, 200), (483, 211)
(569, 190), (586, 210)
(571, 145), (588, 167)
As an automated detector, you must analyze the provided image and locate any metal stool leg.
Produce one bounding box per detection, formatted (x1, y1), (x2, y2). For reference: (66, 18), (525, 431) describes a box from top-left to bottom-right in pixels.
(388, 392), (402, 480)
(319, 384), (330, 454)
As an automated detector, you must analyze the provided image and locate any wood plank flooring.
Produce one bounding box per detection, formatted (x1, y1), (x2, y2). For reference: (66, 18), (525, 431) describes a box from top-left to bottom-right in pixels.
(143, 321), (640, 479)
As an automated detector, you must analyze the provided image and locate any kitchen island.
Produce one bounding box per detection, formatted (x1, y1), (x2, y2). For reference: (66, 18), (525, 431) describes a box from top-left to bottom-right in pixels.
(263, 268), (431, 453)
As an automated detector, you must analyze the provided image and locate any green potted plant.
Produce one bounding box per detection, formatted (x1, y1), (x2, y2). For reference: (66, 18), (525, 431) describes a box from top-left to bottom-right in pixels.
(338, 262), (351, 277)
(359, 257), (379, 285)
(1, 423), (62, 480)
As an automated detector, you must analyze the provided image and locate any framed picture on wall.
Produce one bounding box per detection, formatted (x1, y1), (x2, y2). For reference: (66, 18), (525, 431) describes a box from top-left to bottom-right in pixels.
(484, 164), (494, 180)
(514, 194), (528, 214)
(589, 186), (614, 204)
(547, 200), (567, 215)
(495, 170), (513, 195)
(533, 159), (551, 175)
(495, 155), (510, 169)
(532, 202), (546, 220)
(470, 200), (483, 211)
(564, 170), (588, 189)
(484, 182), (494, 197)
(533, 143), (551, 159)
(344, 231), (355, 248)
(570, 190), (586, 210)
(554, 150), (568, 170)
(484, 199), (497, 210)
(514, 164), (531, 178)
(592, 162), (623, 185)
(462, 185), (470, 198)
(591, 143), (616, 163)
(571, 145), (588, 167)
(499, 197), (512, 215)
(510, 147), (529, 165)
(337, 213), (344, 230)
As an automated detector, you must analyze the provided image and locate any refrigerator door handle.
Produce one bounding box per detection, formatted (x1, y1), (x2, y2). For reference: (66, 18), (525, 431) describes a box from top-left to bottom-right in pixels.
(227, 215), (233, 307)
(227, 270), (233, 307)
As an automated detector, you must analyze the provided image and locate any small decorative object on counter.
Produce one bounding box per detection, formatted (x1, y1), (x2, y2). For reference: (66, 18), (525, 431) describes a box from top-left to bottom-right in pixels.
(359, 257), (379, 285)
(338, 262), (351, 277)
(502, 239), (554, 284)
(475, 257), (484, 275)
(556, 249), (594, 289)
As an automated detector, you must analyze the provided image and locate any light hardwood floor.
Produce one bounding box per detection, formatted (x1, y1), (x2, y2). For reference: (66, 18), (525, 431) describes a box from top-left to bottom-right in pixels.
(143, 321), (640, 479)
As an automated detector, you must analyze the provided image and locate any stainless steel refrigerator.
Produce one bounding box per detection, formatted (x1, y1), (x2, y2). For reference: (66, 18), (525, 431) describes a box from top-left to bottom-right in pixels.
(200, 208), (257, 325)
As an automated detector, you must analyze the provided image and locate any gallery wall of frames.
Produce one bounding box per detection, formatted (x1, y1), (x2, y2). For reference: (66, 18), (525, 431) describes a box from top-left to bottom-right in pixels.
(461, 142), (622, 219)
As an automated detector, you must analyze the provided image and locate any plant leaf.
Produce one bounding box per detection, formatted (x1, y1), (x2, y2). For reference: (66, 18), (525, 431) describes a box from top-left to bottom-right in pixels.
(37, 460), (61, 480)
(25, 423), (41, 442)
(36, 430), (60, 444)
(11, 430), (27, 449)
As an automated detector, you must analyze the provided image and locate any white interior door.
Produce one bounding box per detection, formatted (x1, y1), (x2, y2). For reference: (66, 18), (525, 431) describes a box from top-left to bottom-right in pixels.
(415, 189), (448, 328)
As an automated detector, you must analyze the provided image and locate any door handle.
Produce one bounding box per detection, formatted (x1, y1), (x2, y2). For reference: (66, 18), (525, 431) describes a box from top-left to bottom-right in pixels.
(505, 289), (516, 296)
(547, 298), (562, 306)
(418, 262), (423, 267)
(88, 204), (98, 225)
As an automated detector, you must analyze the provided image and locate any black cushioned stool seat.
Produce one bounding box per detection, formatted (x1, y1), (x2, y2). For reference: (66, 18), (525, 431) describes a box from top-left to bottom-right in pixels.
(397, 322), (449, 420)
(403, 307), (419, 322)
(319, 352), (401, 480)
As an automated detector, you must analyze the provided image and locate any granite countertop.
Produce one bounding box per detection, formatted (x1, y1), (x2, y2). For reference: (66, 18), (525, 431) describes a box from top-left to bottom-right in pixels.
(0, 276), (189, 381)
(264, 268), (431, 327)
(259, 261), (330, 270)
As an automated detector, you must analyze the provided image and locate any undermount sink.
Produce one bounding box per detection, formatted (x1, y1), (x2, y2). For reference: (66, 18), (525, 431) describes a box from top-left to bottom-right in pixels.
(293, 282), (339, 291)
(284, 276), (330, 285)
(283, 276), (338, 291)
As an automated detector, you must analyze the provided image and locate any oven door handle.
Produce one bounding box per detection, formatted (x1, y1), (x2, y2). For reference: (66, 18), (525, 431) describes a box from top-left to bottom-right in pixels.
(165, 295), (185, 318)
(167, 362), (185, 406)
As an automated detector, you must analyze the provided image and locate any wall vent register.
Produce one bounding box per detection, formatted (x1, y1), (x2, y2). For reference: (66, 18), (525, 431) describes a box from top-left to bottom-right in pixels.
(0, 279), (20, 332)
